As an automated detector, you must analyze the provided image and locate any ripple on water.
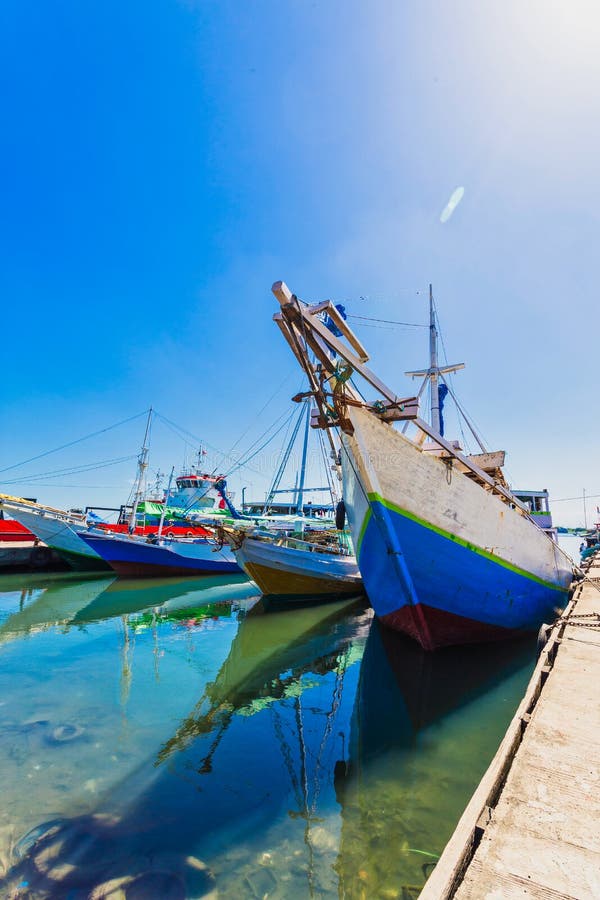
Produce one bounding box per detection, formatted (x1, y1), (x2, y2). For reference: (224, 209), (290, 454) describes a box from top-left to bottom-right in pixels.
(49, 723), (85, 743)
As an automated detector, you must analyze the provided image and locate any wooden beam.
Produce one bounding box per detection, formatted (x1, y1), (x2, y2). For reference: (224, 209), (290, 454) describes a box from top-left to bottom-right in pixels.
(273, 282), (370, 363)
(273, 287), (407, 406)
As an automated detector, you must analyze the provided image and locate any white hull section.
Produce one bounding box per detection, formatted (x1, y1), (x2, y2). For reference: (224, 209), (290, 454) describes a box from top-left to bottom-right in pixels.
(2, 507), (102, 566)
(341, 407), (571, 589)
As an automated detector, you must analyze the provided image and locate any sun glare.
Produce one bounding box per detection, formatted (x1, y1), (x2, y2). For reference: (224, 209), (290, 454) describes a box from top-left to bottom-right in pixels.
(440, 186), (465, 224)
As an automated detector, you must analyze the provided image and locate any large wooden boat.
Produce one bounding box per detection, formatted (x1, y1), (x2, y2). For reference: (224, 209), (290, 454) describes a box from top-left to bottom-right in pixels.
(272, 280), (573, 650)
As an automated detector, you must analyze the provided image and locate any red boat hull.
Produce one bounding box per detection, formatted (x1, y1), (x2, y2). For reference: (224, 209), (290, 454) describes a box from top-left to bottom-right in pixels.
(0, 520), (34, 542)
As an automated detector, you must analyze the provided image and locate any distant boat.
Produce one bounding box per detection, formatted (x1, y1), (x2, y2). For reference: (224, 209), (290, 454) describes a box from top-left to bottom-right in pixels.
(272, 280), (573, 650)
(130, 449), (234, 529)
(0, 413), (221, 570)
(222, 527), (363, 601)
(79, 531), (242, 577)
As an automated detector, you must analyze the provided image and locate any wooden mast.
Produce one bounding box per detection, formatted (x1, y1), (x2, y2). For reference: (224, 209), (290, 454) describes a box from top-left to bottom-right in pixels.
(404, 285), (465, 437)
(429, 285), (441, 433)
(157, 466), (175, 539)
(128, 408), (152, 532)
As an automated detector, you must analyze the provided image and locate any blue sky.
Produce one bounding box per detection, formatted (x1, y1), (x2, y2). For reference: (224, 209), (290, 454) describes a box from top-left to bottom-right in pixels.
(1, 0), (599, 526)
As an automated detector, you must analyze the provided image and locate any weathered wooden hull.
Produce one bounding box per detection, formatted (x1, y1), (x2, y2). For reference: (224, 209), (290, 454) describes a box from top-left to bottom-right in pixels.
(234, 537), (363, 600)
(341, 407), (572, 650)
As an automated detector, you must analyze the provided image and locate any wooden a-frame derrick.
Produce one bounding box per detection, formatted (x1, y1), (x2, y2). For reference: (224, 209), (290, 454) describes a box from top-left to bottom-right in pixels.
(272, 280), (529, 515)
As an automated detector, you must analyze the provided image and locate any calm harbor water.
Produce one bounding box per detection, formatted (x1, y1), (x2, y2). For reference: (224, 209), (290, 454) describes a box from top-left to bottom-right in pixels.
(0, 553), (571, 899)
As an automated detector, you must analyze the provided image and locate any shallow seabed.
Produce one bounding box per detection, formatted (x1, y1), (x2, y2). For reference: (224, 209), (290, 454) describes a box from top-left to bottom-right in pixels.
(0, 569), (541, 899)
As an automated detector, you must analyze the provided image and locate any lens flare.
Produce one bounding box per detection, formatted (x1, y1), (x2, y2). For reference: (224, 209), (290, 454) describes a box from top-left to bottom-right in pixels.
(440, 186), (465, 223)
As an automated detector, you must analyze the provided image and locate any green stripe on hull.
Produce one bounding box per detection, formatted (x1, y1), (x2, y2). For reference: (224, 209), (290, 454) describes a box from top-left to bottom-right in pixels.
(357, 492), (564, 593)
(355, 506), (372, 557)
(51, 547), (112, 572)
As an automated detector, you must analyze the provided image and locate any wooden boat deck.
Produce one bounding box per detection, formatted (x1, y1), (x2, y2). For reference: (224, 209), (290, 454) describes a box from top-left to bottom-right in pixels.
(420, 554), (600, 899)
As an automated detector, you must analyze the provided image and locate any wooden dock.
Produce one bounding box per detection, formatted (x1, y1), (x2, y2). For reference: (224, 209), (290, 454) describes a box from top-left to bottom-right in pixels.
(421, 555), (600, 899)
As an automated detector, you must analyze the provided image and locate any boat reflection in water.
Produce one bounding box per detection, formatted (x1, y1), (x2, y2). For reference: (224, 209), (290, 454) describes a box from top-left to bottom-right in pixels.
(0, 573), (115, 644)
(71, 572), (257, 626)
(334, 621), (536, 897)
(1, 584), (535, 899)
(2, 593), (369, 898)
(0, 572), (257, 643)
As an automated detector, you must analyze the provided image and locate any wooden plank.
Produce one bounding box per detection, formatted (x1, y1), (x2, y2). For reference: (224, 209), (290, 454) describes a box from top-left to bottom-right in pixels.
(420, 558), (600, 899)
(460, 831), (600, 898)
(466, 450), (506, 471)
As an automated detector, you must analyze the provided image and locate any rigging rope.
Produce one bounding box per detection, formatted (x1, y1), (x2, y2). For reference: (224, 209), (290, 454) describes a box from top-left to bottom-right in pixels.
(0, 409), (151, 476)
(433, 297), (488, 455)
(0, 454), (138, 486)
(217, 407), (299, 483)
(214, 369), (298, 471)
(218, 401), (300, 477)
(264, 402), (306, 509)
(347, 313), (428, 328)
(176, 406), (301, 517)
(154, 411), (284, 479)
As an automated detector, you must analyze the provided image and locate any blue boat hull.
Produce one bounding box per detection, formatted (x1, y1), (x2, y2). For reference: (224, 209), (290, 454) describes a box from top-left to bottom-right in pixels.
(81, 534), (242, 577)
(358, 498), (569, 649)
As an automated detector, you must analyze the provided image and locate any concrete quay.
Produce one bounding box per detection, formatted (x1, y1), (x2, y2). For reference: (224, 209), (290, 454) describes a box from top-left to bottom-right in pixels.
(0, 541), (66, 571)
(420, 554), (600, 899)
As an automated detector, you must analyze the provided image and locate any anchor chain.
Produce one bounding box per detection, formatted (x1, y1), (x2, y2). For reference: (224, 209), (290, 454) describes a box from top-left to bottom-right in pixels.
(556, 613), (600, 631)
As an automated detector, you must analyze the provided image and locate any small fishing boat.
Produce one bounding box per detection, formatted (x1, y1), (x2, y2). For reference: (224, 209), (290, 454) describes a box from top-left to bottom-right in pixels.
(220, 526), (362, 600)
(79, 530), (242, 577)
(272, 280), (573, 650)
(130, 450), (233, 529)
